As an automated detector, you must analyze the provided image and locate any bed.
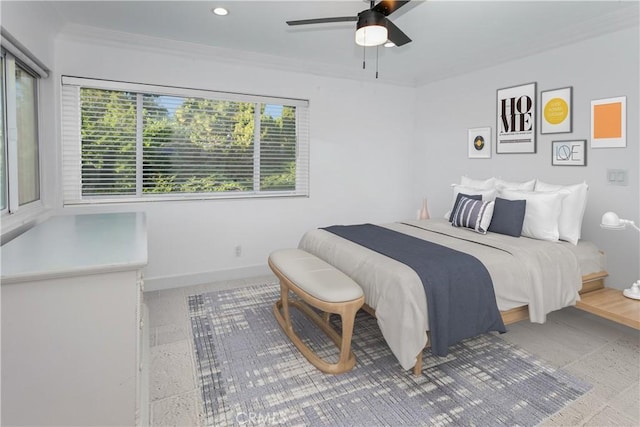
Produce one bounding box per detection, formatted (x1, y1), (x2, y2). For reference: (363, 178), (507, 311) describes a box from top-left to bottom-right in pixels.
(298, 218), (607, 373)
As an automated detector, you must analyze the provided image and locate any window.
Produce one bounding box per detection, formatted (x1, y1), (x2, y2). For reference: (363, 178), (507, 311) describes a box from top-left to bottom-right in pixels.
(1, 56), (6, 211)
(15, 64), (39, 205)
(61, 77), (309, 204)
(1, 50), (41, 214)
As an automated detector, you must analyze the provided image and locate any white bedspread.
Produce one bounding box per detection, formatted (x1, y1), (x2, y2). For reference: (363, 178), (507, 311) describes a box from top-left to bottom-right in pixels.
(298, 218), (602, 370)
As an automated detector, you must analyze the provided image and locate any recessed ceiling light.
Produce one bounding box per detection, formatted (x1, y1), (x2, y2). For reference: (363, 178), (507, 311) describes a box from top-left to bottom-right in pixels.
(212, 7), (228, 16)
(384, 41), (396, 48)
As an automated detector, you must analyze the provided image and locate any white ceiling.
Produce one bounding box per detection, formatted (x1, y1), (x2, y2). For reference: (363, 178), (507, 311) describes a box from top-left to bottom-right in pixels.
(49, 0), (639, 86)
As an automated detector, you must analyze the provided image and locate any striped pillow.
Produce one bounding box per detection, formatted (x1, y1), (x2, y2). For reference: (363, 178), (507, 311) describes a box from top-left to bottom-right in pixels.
(451, 196), (495, 234)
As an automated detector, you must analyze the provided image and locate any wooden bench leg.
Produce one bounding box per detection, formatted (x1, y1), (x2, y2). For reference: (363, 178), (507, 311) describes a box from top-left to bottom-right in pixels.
(279, 282), (293, 334)
(337, 305), (358, 368)
(273, 289), (363, 374)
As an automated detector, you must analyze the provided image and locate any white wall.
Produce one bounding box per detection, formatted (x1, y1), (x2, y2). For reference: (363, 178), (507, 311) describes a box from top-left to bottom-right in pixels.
(5, 4), (638, 292)
(412, 27), (640, 290)
(1, 2), (60, 67)
(53, 33), (417, 289)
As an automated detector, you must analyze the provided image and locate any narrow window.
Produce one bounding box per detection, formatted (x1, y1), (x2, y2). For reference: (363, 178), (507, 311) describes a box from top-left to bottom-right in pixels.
(15, 64), (39, 205)
(0, 56), (7, 211)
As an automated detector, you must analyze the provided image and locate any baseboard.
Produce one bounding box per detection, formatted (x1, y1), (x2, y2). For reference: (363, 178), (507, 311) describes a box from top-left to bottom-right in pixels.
(138, 302), (150, 427)
(143, 264), (272, 292)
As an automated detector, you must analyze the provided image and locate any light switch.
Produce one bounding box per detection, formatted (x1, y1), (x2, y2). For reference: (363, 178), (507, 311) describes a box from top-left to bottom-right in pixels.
(607, 169), (628, 186)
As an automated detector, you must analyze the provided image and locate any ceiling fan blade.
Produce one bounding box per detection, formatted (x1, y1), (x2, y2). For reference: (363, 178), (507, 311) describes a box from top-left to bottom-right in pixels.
(372, 0), (411, 16)
(386, 19), (412, 46)
(286, 16), (357, 26)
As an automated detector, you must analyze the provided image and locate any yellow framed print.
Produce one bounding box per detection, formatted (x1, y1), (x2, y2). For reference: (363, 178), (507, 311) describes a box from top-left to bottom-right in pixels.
(541, 87), (572, 134)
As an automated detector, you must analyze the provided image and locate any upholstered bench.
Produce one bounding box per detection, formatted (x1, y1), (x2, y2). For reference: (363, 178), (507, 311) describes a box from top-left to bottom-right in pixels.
(268, 249), (365, 374)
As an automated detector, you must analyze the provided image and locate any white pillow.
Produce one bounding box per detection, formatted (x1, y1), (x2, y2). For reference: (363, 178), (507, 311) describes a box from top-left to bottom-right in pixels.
(446, 185), (498, 219)
(499, 189), (567, 241)
(535, 181), (588, 245)
(495, 178), (536, 191)
(460, 176), (496, 190)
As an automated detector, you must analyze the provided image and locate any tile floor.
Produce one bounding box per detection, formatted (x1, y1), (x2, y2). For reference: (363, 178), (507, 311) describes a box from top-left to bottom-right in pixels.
(146, 276), (640, 426)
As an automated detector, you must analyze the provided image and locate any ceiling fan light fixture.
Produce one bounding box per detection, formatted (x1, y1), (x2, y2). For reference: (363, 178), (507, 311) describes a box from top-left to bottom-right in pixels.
(355, 10), (388, 47)
(211, 7), (228, 16)
(384, 41), (396, 48)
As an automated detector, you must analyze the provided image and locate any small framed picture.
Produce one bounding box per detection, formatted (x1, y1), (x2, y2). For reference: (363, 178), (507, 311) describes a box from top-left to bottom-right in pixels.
(468, 127), (491, 159)
(591, 96), (626, 148)
(552, 140), (586, 166)
(541, 87), (572, 134)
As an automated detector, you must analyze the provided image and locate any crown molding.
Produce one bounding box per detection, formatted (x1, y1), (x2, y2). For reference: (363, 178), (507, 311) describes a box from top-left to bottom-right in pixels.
(56, 24), (414, 87)
(55, 2), (638, 90)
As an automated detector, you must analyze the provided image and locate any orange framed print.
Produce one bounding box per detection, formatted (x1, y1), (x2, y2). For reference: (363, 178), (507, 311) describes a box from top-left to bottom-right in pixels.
(541, 87), (572, 134)
(591, 96), (626, 148)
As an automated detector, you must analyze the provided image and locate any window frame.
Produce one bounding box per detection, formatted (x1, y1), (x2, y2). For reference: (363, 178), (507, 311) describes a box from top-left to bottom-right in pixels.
(61, 76), (310, 205)
(1, 54), (7, 213)
(1, 50), (42, 215)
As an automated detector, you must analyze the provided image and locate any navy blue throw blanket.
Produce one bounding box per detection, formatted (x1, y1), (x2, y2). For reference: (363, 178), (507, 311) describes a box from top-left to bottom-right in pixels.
(322, 224), (506, 357)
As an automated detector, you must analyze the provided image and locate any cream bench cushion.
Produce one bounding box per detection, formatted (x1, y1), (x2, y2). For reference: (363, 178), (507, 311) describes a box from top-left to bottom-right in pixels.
(269, 248), (363, 303)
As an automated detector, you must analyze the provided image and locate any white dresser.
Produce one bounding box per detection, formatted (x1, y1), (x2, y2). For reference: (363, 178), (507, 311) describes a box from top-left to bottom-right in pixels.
(1, 212), (149, 426)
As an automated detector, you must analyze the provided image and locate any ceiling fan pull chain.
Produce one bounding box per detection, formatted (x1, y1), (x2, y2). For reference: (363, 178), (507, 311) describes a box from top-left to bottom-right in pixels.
(362, 44), (366, 70)
(376, 46), (379, 79)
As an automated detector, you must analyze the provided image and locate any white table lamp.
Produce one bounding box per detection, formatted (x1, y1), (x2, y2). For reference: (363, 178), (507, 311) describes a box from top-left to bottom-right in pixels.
(600, 211), (640, 300)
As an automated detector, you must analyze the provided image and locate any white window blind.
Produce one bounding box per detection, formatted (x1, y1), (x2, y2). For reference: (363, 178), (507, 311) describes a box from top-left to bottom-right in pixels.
(61, 76), (309, 204)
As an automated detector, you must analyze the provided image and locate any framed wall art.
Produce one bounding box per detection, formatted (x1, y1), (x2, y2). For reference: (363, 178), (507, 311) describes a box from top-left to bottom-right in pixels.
(591, 96), (626, 148)
(541, 87), (572, 134)
(496, 82), (536, 153)
(552, 140), (586, 166)
(468, 127), (491, 159)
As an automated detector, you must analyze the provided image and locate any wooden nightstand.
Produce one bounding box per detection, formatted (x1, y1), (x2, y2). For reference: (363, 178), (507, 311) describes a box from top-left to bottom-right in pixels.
(576, 288), (640, 330)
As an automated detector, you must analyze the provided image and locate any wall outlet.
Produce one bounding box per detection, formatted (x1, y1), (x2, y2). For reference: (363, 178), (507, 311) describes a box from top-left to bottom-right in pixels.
(235, 245), (242, 257)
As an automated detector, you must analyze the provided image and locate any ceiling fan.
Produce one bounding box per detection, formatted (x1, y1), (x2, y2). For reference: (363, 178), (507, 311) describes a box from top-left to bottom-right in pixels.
(286, 0), (412, 48)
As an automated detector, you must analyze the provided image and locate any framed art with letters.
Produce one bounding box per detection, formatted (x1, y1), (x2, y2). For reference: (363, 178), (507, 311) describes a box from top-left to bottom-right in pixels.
(552, 140), (586, 166)
(496, 82), (536, 153)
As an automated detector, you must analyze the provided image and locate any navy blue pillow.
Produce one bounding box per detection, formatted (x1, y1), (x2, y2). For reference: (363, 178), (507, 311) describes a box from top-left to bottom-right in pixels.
(488, 197), (526, 237)
(449, 193), (482, 223)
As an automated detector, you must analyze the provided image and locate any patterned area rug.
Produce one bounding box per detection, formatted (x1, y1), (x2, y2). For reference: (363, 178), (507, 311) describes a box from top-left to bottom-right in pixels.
(188, 284), (590, 426)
